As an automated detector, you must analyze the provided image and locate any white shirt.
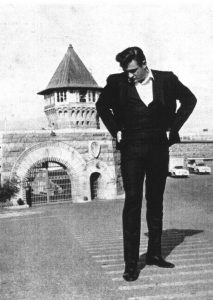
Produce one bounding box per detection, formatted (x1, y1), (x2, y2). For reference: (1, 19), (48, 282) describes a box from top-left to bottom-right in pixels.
(135, 69), (154, 107)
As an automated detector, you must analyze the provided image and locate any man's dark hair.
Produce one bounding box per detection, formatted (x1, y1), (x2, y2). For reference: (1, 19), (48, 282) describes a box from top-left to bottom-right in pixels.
(115, 46), (146, 69)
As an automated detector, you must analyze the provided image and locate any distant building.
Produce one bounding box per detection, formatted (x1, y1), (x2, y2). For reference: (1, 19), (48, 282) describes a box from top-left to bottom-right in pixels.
(38, 44), (102, 130)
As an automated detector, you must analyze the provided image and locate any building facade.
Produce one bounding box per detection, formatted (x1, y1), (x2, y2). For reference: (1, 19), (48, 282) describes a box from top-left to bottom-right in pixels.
(0, 45), (121, 205)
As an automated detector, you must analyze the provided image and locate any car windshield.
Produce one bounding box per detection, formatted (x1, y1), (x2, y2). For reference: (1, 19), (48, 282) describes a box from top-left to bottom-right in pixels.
(175, 166), (183, 169)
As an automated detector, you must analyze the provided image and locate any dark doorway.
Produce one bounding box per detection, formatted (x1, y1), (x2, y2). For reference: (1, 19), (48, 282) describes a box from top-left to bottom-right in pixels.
(90, 172), (101, 200)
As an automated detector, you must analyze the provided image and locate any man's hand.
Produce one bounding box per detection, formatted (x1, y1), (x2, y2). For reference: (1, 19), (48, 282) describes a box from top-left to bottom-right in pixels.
(168, 130), (180, 146)
(117, 131), (122, 143)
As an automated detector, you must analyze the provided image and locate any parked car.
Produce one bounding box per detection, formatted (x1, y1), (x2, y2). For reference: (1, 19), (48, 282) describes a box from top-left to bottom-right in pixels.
(170, 166), (190, 178)
(194, 163), (211, 174)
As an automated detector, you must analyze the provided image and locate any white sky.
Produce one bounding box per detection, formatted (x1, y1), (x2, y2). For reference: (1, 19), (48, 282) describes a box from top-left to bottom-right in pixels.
(0, 0), (213, 131)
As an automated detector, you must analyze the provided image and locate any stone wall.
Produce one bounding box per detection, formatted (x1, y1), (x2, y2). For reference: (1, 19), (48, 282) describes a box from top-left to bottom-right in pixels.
(1, 130), (213, 205)
(1, 131), (110, 171)
(1, 130), (118, 204)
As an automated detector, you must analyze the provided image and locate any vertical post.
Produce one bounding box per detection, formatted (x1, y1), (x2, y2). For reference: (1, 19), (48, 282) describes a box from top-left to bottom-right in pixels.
(43, 161), (49, 204)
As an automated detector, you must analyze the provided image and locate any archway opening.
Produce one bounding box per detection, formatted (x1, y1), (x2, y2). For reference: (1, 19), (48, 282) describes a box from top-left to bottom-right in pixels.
(24, 160), (72, 206)
(90, 172), (101, 200)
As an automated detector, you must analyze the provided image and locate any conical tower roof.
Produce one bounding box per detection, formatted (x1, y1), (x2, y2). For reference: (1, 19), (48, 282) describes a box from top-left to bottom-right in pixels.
(38, 45), (100, 95)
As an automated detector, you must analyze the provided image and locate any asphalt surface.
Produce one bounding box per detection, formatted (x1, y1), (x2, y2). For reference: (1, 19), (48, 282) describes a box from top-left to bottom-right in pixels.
(0, 174), (213, 300)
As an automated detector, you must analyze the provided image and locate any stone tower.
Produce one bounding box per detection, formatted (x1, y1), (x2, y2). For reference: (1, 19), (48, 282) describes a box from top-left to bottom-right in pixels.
(38, 44), (102, 130)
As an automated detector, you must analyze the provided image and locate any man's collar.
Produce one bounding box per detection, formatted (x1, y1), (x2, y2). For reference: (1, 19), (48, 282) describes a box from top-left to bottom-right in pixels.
(148, 69), (154, 80)
(137, 68), (154, 85)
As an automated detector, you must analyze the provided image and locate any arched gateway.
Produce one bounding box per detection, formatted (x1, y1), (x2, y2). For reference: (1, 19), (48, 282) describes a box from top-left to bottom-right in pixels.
(11, 141), (86, 204)
(25, 160), (72, 205)
(10, 140), (117, 205)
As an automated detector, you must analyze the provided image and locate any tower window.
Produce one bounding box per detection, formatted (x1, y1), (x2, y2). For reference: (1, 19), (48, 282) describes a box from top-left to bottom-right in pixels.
(57, 91), (67, 102)
(79, 90), (86, 103)
(92, 91), (96, 102)
(88, 91), (93, 102)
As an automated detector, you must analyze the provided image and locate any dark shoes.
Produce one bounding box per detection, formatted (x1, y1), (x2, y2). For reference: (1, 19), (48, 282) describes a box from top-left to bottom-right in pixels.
(146, 255), (175, 268)
(123, 263), (140, 282)
(123, 256), (174, 281)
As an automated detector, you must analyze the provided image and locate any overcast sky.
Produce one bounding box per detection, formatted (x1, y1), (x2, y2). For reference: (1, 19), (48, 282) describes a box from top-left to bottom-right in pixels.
(1, 0), (213, 132)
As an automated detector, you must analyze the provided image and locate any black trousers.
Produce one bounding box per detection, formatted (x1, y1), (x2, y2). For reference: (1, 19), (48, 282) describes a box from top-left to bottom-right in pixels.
(121, 142), (169, 264)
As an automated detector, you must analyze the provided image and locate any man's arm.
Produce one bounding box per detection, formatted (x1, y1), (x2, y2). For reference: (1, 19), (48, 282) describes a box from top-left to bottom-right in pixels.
(96, 75), (120, 138)
(168, 73), (197, 145)
(171, 73), (197, 132)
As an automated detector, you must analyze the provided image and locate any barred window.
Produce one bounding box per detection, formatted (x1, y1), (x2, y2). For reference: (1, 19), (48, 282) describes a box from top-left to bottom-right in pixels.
(57, 91), (67, 102)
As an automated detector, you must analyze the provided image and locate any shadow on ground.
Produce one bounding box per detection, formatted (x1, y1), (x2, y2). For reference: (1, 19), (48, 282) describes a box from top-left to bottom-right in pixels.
(138, 228), (203, 270)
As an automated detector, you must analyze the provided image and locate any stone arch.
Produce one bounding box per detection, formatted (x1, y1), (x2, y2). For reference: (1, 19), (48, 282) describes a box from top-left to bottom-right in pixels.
(71, 109), (75, 118)
(76, 110), (80, 119)
(81, 109), (84, 116)
(11, 141), (86, 204)
(86, 110), (90, 119)
(58, 110), (63, 118)
(86, 159), (116, 200)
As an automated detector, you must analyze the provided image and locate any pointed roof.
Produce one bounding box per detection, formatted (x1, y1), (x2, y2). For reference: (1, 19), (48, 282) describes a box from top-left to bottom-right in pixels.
(38, 44), (101, 95)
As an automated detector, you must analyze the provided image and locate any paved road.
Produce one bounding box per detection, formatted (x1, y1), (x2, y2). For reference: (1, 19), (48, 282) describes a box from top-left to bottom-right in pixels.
(0, 174), (213, 299)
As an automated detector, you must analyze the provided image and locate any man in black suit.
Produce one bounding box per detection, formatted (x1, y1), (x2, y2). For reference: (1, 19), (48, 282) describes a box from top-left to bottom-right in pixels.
(96, 46), (197, 281)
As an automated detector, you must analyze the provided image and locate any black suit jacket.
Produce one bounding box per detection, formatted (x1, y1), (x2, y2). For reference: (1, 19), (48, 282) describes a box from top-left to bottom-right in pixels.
(96, 70), (197, 146)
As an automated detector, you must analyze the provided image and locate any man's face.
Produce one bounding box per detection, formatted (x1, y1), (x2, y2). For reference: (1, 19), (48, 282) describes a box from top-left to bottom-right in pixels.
(124, 59), (147, 84)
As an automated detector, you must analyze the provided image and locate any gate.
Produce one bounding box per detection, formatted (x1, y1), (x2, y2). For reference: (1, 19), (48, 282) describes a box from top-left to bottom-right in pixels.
(90, 172), (101, 200)
(25, 161), (72, 205)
